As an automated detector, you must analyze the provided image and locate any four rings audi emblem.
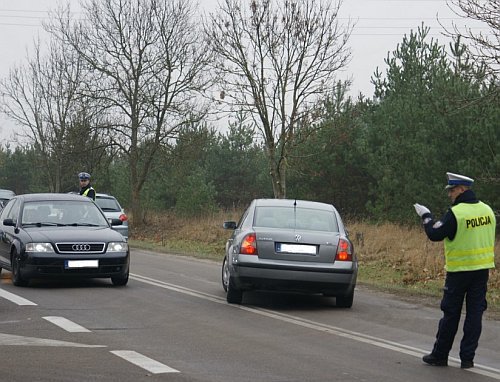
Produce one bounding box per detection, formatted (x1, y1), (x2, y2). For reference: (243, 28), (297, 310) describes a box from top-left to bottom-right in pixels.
(55, 242), (105, 254)
(72, 244), (91, 251)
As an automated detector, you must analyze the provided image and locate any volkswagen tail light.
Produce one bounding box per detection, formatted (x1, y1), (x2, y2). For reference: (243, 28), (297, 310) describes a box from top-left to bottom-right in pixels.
(335, 238), (352, 261)
(240, 233), (258, 255)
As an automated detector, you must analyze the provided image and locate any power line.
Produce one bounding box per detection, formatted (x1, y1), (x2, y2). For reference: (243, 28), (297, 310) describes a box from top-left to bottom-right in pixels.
(0, 9), (51, 13)
(354, 25), (489, 29)
(0, 14), (479, 23)
(0, 22), (41, 27)
(0, 15), (47, 19)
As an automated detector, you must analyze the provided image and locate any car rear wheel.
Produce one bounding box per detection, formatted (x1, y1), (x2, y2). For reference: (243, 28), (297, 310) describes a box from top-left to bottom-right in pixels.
(226, 277), (243, 304)
(11, 251), (29, 287)
(222, 256), (229, 292)
(336, 289), (354, 308)
(111, 270), (129, 286)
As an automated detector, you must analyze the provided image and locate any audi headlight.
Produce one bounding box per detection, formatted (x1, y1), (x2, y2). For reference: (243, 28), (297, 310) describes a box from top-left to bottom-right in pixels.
(107, 242), (128, 252)
(26, 243), (54, 253)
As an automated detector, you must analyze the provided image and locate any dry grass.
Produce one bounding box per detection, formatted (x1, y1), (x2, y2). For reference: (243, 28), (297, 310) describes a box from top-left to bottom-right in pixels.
(130, 209), (238, 260)
(349, 221), (446, 282)
(129, 211), (500, 315)
(348, 221), (500, 313)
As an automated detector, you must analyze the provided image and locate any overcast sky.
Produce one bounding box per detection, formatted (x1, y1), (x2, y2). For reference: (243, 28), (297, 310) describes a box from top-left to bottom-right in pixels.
(0, 0), (484, 144)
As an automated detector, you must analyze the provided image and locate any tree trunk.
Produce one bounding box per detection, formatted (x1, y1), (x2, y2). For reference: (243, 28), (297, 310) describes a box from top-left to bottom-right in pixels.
(130, 185), (143, 230)
(268, 148), (287, 199)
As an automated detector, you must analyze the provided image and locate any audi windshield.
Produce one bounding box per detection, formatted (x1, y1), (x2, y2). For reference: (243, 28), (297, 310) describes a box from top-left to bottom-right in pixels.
(22, 200), (109, 227)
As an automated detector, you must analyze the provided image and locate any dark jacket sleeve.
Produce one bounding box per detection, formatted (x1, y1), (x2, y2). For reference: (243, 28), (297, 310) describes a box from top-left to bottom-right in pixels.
(88, 188), (96, 201)
(422, 209), (457, 242)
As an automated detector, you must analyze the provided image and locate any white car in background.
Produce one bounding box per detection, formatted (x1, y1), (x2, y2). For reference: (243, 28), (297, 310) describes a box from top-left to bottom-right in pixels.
(95, 193), (129, 240)
(0, 189), (15, 209)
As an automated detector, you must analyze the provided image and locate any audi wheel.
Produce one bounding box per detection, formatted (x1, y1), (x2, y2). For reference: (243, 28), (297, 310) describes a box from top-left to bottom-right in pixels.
(11, 250), (29, 287)
(111, 269), (129, 286)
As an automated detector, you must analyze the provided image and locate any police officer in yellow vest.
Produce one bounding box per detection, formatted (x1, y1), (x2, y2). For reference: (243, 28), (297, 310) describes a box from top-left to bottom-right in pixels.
(78, 172), (96, 201)
(414, 172), (495, 369)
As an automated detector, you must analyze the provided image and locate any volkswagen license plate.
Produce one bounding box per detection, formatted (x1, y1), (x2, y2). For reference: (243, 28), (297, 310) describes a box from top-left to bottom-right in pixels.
(276, 243), (317, 255)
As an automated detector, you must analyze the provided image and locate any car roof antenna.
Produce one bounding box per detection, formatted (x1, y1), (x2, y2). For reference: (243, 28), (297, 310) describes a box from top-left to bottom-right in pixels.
(293, 198), (297, 230)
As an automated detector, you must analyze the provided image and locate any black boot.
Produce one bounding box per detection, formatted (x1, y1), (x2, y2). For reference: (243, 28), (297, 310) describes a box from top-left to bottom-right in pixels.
(461, 360), (474, 369)
(422, 353), (448, 366)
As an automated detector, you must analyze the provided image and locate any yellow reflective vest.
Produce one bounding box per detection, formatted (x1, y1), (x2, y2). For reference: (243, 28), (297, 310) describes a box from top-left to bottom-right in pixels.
(444, 202), (496, 272)
(82, 186), (95, 201)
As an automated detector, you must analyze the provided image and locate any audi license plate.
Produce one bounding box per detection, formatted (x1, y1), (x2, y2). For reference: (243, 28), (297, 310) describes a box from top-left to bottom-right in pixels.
(65, 260), (99, 269)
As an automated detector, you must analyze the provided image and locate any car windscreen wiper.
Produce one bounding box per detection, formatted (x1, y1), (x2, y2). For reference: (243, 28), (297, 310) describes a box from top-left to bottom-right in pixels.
(23, 222), (63, 227)
(65, 223), (102, 227)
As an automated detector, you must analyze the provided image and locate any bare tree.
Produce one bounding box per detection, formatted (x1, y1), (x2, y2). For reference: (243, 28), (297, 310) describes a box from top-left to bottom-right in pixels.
(47, 0), (213, 223)
(0, 38), (103, 192)
(205, 0), (352, 198)
(444, 0), (500, 77)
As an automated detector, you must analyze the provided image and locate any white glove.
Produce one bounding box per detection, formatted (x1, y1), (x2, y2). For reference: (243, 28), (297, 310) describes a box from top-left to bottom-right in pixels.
(413, 203), (430, 217)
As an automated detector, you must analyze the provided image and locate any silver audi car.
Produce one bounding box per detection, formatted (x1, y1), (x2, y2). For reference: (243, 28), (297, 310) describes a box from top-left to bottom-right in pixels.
(221, 199), (358, 307)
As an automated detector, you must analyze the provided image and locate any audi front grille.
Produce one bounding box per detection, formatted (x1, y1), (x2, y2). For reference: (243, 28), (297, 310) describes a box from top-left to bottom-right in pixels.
(56, 242), (106, 254)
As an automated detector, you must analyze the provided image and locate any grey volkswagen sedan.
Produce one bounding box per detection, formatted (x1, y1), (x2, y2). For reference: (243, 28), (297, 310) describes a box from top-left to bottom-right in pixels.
(222, 199), (357, 307)
(0, 193), (129, 287)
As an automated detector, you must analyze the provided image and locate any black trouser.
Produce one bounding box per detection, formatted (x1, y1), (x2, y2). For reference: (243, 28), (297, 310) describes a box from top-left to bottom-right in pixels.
(432, 269), (489, 361)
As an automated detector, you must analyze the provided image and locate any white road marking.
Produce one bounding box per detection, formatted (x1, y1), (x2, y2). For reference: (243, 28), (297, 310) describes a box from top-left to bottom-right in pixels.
(0, 332), (104, 347)
(0, 288), (37, 306)
(0, 284), (178, 374)
(43, 316), (91, 333)
(131, 273), (500, 380)
(111, 350), (180, 374)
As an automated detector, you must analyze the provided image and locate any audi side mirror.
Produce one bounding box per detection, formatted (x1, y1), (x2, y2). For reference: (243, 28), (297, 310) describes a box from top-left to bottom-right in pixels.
(3, 218), (15, 227)
(110, 218), (123, 226)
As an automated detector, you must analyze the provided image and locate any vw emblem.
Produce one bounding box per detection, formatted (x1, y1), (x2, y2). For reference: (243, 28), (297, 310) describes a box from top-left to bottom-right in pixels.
(294, 235), (302, 242)
(72, 244), (91, 251)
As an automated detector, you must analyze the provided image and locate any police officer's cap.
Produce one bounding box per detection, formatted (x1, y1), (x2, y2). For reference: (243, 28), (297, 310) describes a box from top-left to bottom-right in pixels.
(78, 172), (91, 180)
(445, 172), (473, 189)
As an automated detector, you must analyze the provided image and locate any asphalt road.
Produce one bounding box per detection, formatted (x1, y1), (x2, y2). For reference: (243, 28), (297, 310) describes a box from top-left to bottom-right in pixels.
(0, 248), (499, 382)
